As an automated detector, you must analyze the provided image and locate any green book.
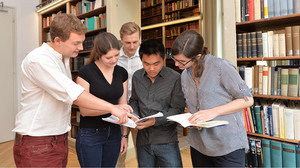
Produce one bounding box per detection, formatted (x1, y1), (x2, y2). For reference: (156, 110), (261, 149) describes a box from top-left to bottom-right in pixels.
(262, 139), (271, 167)
(282, 143), (296, 167)
(271, 141), (283, 167)
(254, 105), (262, 134)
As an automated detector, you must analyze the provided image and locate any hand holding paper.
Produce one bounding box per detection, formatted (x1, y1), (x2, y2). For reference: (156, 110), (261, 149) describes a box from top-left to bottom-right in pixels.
(103, 112), (163, 128)
(167, 113), (229, 128)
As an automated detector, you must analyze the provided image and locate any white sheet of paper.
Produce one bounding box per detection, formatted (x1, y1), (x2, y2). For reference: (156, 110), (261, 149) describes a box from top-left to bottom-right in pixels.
(102, 112), (164, 128)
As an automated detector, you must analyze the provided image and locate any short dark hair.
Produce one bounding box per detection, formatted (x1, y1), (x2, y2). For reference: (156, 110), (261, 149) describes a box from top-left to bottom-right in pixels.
(139, 39), (165, 60)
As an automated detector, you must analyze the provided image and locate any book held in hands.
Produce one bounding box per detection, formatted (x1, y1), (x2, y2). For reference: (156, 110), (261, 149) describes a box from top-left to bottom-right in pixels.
(167, 113), (229, 128)
(102, 112), (163, 128)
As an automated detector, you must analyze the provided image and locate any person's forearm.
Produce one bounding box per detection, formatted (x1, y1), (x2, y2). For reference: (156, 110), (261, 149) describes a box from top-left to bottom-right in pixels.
(213, 96), (254, 117)
(79, 107), (110, 117)
(74, 90), (115, 114)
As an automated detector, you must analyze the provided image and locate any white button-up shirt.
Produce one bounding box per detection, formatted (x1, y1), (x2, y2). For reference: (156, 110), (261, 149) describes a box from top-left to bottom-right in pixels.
(13, 43), (84, 136)
(117, 47), (143, 101)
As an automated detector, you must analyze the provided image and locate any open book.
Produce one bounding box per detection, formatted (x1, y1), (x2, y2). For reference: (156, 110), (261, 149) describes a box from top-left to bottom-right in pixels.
(102, 112), (163, 128)
(167, 113), (229, 128)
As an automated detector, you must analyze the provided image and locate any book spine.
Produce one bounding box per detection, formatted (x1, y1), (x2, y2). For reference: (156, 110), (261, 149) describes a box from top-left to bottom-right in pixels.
(262, 139), (271, 167)
(263, 0), (268, 18)
(263, 105), (269, 135)
(271, 141), (283, 167)
(255, 105), (263, 134)
(284, 108), (294, 139)
(237, 33), (243, 58)
(277, 67), (282, 95)
(247, 32), (252, 57)
(257, 31), (263, 57)
(282, 143), (297, 167)
(292, 26), (300, 56)
(263, 66), (269, 95)
(288, 68), (299, 97)
(287, 0), (293, 15)
(242, 33), (248, 58)
(268, 106), (274, 136)
(268, 0), (274, 17)
(285, 26), (293, 56)
(251, 32), (257, 57)
(273, 0), (280, 17)
(280, 0), (288, 16)
(281, 68), (289, 96)
(278, 33), (286, 57)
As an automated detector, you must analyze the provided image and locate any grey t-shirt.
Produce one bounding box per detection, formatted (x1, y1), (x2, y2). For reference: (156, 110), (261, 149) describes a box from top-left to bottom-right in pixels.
(181, 54), (252, 156)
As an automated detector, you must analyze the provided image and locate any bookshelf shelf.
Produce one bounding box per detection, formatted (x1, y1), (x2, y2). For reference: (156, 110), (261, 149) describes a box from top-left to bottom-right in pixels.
(237, 56), (300, 61)
(247, 132), (299, 144)
(79, 50), (91, 54)
(236, 13), (300, 32)
(86, 27), (107, 36)
(141, 13), (162, 20)
(76, 6), (106, 19)
(253, 94), (300, 101)
(142, 15), (201, 30)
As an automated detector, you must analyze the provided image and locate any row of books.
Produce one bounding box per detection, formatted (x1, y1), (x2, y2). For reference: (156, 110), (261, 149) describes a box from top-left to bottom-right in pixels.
(164, 0), (199, 13)
(141, 5), (162, 18)
(243, 103), (300, 140)
(165, 22), (199, 48)
(236, 26), (300, 58)
(239, 65), (300, 97)
(81, 13), (106, 32)
(70, 0), (106, 16)
(142, 28), (162, 42)
(72, 56), (89, 71)
(235, 0), (300, 23)
(164, 8), (199, 22)
(141, 0), (162, 9)
(42, 11), (63, 28)
(246, 138), (300, 167)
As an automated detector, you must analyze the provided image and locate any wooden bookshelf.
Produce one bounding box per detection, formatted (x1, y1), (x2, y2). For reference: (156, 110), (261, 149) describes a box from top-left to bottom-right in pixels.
(253, 94), (300, 101)
(247, 132), (299, 145)
(236, 13), (300, 32)
(236, 10), (300, 159)
(237, 56), (300, 61)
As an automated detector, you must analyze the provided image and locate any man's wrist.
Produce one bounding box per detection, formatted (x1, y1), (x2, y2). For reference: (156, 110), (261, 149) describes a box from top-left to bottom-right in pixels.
(121, 134), (128, 138)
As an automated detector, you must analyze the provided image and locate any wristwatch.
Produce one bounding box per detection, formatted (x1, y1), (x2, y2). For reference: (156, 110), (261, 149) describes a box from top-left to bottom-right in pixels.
(121, 134), (128, 138)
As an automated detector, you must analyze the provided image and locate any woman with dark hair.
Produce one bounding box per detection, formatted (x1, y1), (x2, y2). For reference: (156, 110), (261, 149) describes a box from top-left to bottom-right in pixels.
(76, 32), (130, 167)
(171, 29), (253, 167)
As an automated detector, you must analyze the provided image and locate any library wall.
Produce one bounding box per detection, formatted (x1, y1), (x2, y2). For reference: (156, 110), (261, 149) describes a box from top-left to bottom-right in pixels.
(1, 0), (40, 112)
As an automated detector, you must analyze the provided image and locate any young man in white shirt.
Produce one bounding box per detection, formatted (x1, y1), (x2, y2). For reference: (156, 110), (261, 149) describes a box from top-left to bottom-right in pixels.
(116, 22), (143, 167)
(12, 14), (137, 167)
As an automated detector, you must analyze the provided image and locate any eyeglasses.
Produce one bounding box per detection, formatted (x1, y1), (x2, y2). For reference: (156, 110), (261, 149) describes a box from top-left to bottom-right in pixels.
(171, 56), (193, 66)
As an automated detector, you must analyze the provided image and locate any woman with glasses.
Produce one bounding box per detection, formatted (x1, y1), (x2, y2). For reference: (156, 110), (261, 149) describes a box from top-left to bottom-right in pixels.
(171, 29), (253, 167)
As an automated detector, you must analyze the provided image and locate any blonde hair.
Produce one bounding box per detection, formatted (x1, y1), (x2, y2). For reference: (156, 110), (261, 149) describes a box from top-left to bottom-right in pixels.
(119, 22), (140, 39)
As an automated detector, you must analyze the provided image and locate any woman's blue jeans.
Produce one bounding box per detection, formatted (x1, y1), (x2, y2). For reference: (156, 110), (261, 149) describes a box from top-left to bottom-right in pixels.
(76, 125), (121, 167)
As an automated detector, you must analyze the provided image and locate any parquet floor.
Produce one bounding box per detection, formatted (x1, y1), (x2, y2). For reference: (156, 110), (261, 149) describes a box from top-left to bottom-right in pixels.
(0, 140), (192, 167)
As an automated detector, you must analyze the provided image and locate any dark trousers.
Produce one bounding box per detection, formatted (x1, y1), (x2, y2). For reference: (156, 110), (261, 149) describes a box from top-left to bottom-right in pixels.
(190, 146), (245, 167)
(13, 132), (68, 167)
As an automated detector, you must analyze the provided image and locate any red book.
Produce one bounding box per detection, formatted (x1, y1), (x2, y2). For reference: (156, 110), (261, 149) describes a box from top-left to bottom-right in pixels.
(244, 108), (252, 132)
(248, 0), (254, 21)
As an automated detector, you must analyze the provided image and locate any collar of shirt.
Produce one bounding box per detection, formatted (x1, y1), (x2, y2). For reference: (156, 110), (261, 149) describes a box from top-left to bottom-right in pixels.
(43, 43), (70, 67)
(43, 43), (63, 60)
(142, 66), (168, 79)
(120, 46), (140, 59)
